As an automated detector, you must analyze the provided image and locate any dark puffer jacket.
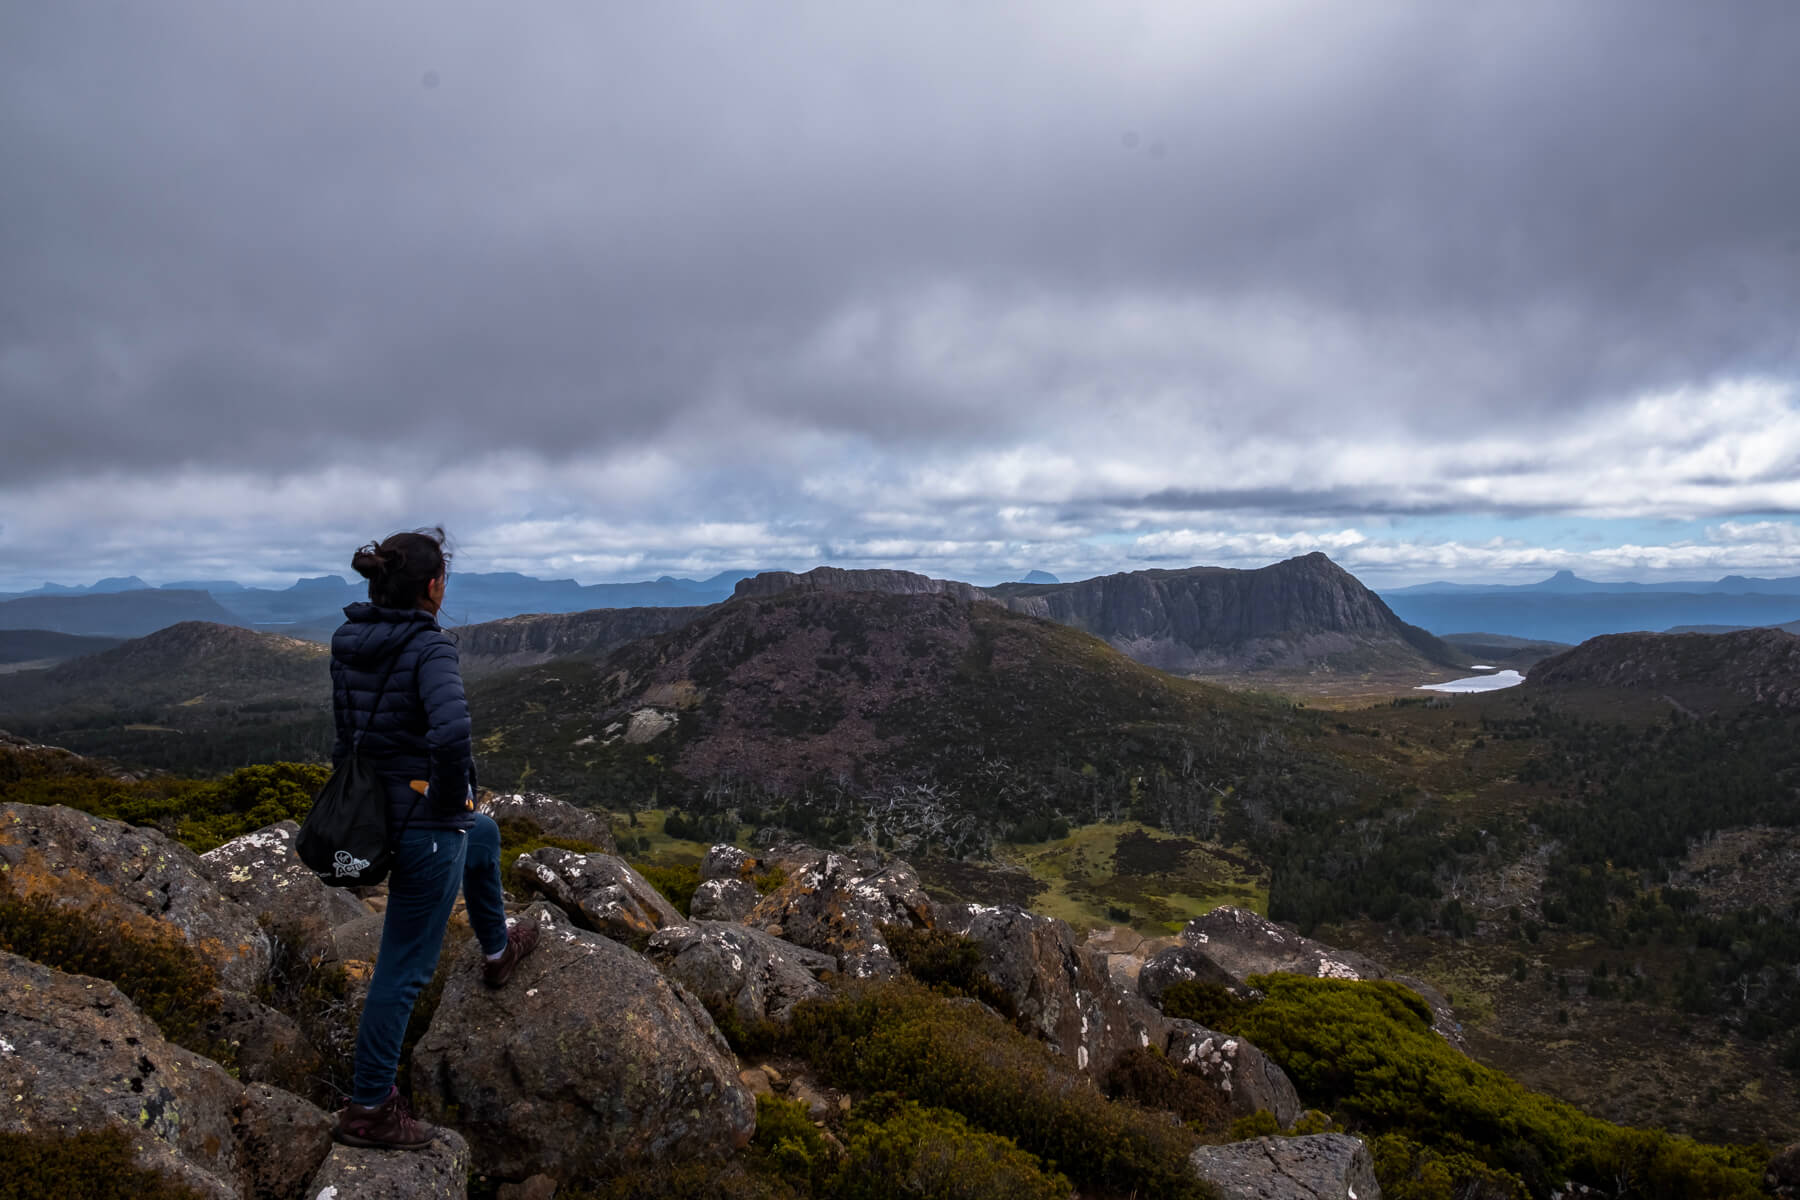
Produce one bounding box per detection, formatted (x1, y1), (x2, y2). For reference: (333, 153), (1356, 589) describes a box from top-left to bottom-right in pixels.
(330, 602), (476, 833)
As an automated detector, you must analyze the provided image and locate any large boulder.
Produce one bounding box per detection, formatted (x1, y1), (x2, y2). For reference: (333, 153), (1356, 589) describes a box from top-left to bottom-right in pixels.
(512, 848), (686, 942)
(307, 1129), (472, 1199)
(645, 920), (837, 1026)
(1180, 907), (1387, 982)
(481, 791), (617, 854)
(0, 803), (270, 992)
(0, 950), (333, 1200)
(411, 902), (756, 1180)
(1770, 1142), (1800, 1198)
(1189, 1133), (1380, 1199)
(937, 902), (1167, 1081)
(198, 820), (370, 959)
(690, 876), (760, 922)
(1138, 942), (1258, 1008)
(1165, 1019), (1303, 1127)
(744, 851), (933, 978)
(700, 843), (760, 882)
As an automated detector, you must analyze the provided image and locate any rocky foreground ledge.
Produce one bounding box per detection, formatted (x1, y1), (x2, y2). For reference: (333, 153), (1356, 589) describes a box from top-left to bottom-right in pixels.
(0, 792), (1493, 1198)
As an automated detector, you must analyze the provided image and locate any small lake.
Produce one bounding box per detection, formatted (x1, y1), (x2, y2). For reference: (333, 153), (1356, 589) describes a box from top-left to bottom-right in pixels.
(1416, 669), (1525, 693)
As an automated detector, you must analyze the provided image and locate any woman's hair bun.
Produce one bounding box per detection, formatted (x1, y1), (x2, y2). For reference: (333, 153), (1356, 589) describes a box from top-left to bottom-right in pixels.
(351, 542), (390, 580)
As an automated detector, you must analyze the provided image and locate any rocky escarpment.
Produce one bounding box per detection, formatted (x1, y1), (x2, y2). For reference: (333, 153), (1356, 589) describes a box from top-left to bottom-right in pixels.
(733, 566), (988, 605)
(455, 605), (709, 676)
(987, 552), (1459, 673)
(1528, 627), (1800, 713)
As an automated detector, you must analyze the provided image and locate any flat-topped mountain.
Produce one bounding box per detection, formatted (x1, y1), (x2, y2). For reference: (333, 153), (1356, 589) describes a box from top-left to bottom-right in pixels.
(1528, 627), (1800, 713)
(987, 552), (1459, 674)
(733, 566), (987, 604)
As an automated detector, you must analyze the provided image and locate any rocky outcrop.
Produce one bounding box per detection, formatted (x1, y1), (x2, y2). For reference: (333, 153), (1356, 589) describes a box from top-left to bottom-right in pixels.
(307, 1130), (472, 1199)
(480, 791), (618, 853)
(937, 902), (1167, 1081)
(411, 903), (756, 1179)
(0, 950), (332, 1200)
(1138, 941), (1253, 1008)
(744, 851), (933, 978)
(701, 843), (759, 882)
(987, 552), (1456, 672)
(1189, 1133), (1380, 1199)
(1168, 907), (1464, 1051)
(1177, 907), (1389, 983)
(0, 803), (270, 992)
(1166, 1019), (1303, 1127)
(1770, 1142), (1800, 1198)
(511, 848), (686, 942)
(691, 876), (760, 922)
(645, 921), (837, 1026)
(198, 820), (370, 957)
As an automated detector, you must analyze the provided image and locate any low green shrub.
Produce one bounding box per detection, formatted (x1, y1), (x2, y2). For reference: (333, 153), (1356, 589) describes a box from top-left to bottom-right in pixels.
(785, 978), (1213, 1200)
(1218, 975), (1767, 1200)
(1105, 1045), (1233, 1132)
(1159, 979), (1256, 1030)
(752, 1094), (834, 1186)
(566, 1161), (803, 1200)
(880, 924), (1016, 1019)
(636, 862), (701, 917)
(0, 1127), (210, 1200)
(832, 1094), (1071, 1200)
(0, 875), (230, 1063)
(1373, 1133), (1529, 1200)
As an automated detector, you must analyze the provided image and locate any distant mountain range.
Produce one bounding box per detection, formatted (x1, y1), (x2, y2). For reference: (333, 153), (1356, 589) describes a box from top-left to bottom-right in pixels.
(0, 570), (759, 637)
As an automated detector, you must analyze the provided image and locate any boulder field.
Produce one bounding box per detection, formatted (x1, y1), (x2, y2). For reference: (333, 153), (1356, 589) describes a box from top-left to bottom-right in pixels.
(0, 791), (1509, 1198)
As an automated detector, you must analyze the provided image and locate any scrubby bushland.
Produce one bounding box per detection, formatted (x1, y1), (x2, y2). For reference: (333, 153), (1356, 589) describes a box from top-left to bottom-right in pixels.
(0, 874), (229, 1063)
(1207, 975), (1767, 1200)
(0, 748), (327, 853)
(785, 978), (1214, 1200)
(0, 1127), (212, 1200)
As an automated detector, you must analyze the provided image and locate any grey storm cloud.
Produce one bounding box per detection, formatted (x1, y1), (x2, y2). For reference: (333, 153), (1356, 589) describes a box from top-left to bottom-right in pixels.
(3, 0), (1799, 516)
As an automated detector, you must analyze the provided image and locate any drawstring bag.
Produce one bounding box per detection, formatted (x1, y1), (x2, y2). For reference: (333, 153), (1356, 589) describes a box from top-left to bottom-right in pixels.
(298, 626), (428, 887)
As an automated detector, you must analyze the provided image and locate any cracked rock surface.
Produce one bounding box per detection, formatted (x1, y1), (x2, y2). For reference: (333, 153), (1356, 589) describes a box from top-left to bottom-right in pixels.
(1189, 1133), (1381, 1199)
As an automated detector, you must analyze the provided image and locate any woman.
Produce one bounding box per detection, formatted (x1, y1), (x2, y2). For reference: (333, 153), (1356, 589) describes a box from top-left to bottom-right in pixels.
(328, 526), (537, 1150)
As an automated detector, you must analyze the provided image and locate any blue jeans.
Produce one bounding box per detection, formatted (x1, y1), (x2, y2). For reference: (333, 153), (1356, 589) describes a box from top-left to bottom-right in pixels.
(350, 812), (508, 1106)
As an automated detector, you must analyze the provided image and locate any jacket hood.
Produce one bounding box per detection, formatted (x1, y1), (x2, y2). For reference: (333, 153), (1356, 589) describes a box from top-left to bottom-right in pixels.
(332, 602), (439, 670)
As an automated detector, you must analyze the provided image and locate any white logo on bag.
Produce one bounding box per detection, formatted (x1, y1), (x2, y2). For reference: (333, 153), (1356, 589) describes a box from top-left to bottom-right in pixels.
(332, 849), (371, 877)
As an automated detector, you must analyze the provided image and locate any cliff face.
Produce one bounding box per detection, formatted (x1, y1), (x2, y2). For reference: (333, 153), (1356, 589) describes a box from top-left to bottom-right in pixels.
(455, 606), (711, 675)
(988, 553), (1458, 673)
(732, 566), (988, 605)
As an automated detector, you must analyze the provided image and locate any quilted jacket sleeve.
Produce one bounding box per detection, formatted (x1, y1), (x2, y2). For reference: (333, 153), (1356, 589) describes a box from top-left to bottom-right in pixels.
(329, 658), (349, 767)
(416, 635), (473, 813)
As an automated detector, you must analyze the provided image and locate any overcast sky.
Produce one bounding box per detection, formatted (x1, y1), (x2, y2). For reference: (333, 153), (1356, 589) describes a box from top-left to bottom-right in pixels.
(4, 2), (1799, 592)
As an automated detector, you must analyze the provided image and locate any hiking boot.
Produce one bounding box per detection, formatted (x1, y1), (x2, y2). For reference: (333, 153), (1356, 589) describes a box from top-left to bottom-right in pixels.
(334, 1086), (438, 1150)
(483, 919), (541, 989)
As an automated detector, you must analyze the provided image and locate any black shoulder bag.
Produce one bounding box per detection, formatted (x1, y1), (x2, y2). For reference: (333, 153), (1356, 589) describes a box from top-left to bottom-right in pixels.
(298, 625), (431, 888)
